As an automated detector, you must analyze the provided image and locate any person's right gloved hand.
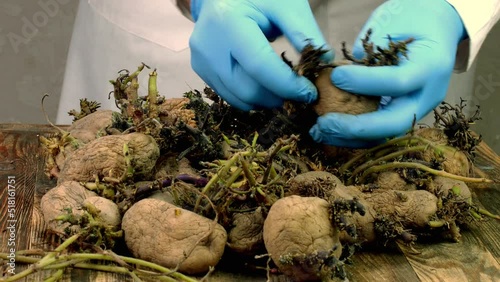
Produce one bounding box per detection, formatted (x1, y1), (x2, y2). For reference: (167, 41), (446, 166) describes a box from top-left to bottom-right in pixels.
(189, 0), (333, 111)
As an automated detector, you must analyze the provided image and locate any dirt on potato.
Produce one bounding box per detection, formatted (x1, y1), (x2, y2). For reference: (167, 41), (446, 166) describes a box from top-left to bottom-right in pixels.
(227, 207), (265, 254)
(68, 110), (114, 143)
(34, 47), (496, 281)
(41, 181), (98, 234)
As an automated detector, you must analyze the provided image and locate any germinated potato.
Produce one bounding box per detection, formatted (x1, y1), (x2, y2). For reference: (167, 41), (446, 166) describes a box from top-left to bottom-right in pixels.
(68, 110), (114, 143)
(429, 176), (472, 200)
(263, 196), (342, 281)
(83, 196), (121, 228)
(41, 181), (98, 234)
(58, 132), (159, 183)
(415, 128), (470, 176)
(122, 198), (227, 274)
(227, 207), (265, 254)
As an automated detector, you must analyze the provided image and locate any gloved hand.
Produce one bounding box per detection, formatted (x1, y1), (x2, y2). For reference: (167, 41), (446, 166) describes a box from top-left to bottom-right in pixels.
(309, 0), (467, 148)
(189, 0), (333, 111)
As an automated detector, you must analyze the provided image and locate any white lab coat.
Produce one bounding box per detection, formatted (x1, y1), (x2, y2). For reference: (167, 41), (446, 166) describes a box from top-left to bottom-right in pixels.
(56, 0), (500, 124)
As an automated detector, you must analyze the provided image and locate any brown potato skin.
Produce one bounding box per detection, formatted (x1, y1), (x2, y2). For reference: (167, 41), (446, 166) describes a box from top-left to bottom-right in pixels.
(313, 68), (380, 116)
(57, 133), (160, 184)
(414, 128), (471, 176)
(41, 181), (98, 234)
(227, 207), (265, 254)
(68, 110), (114, 143)
(263, 196), (342, 281)
(122, 198), (227, 275)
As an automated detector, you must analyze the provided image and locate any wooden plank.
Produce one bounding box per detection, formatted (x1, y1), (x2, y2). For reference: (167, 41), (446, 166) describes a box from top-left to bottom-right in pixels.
(396, 140), (500, 281)
(0, 128), (43, 251)
(398, 231), (500, 282)
(345, 248), (420, 282)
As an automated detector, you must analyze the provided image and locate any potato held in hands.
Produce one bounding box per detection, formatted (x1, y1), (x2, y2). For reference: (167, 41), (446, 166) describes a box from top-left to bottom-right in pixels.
(57, 132), (160, 183)
(313, 68), (380, 116)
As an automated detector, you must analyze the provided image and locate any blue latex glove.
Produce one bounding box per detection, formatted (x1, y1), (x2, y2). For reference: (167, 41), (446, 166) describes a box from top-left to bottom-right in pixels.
(189, 0), (333, 111)
(309, 0), (467, 148)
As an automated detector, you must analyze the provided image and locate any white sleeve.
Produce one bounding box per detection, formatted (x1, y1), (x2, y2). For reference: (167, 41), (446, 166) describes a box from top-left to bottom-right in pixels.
(446, 0), (500, 71)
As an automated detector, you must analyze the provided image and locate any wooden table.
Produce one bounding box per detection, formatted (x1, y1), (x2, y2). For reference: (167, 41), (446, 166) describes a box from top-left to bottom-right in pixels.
(1, 124), (499, 281)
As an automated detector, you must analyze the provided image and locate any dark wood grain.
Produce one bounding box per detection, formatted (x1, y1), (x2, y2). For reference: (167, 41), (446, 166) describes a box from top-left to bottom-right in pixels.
(345, 248), (420, 282)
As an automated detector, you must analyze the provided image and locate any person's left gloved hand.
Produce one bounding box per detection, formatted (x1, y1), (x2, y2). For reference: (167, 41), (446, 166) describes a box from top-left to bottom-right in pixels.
(309, 0), (467, 148)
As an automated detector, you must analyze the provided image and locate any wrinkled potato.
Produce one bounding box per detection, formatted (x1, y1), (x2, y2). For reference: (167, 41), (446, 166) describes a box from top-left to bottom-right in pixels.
(263, 196), (342, 281)
(363, 189), (438, 229)
(58, 132), (159, 183)
(53, 110), (114, 170)
(429, 176), (472, 200)
(415, 127), (470, 176)
(122, 198), (227, 274)
(41, 181), (98, 234)
(376, 171), (416, 191)
(288, 171), (439, 244)
(68, 110), (114, 143)
(227, 207), (265, 254)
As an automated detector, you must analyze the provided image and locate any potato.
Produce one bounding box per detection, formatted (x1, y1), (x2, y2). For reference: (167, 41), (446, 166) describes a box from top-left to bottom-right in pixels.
(429, 176), (472, 200)
(58, 132), (160, 183)
(376, 171), (416, 191)
(227, 207), (265, 254)
(414, 127), (448, 144)
(287, 171), (376, 244)
(288, 171), (439, 244)
(363, 189), (438, 229)
(68, 110), (114, 143)
(287, 170), (344, 197)
(415, 128), (470, 176)
(263, 196), (342, 281)
(83, 196), (121, 228)
(122, 198), (227, 274)
(313, 68), (380, 116)
(41, 181), (98, 234)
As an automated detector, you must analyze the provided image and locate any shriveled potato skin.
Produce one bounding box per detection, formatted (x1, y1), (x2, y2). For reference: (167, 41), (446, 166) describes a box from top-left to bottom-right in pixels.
(330, 185), (378, 244)
(41, 181), (97, 234)
(313, 68), (380, 116)
(227, 207), (265, 254)
(287, 170), (344, 197)
(263, 196), (341, 281)
(122, 199), (227, 274)
(430, 176), (471, 200)
(68, 110), (114, 143)
(415, 128), (470, 176)
(364, 189), (438, 228)
(58, 133), (159, 183)
(376, 171), (416, 191)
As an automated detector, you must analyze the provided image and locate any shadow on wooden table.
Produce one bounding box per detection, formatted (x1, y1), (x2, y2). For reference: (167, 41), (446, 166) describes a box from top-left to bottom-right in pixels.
(1, 124), (498, 282)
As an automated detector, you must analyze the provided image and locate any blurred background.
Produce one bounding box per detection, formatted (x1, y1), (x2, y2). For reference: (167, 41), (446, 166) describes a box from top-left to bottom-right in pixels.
(0, 1), (498, 153)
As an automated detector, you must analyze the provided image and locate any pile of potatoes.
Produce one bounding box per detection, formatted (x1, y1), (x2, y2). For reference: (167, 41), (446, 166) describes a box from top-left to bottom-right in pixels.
(41, 109), (229, 274)
(39, 84), (492, 281)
